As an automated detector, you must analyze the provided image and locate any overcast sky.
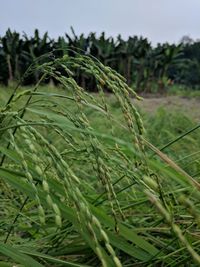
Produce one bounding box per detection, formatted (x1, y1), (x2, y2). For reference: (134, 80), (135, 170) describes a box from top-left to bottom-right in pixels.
(1, 0), (200, 45)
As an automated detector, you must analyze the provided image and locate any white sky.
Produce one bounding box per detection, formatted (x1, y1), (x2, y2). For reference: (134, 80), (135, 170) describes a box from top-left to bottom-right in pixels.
(0, 0), (200, 45)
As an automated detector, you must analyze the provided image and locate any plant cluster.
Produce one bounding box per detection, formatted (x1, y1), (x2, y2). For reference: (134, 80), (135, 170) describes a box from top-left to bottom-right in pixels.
(0, 53), (200, 266)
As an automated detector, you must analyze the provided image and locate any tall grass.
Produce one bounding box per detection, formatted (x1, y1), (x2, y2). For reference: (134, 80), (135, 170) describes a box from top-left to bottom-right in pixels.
(0, 52), (200, 266)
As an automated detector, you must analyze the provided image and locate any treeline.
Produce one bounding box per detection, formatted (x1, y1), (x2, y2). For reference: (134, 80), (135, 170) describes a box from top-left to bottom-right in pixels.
(1, 28), (200, 92)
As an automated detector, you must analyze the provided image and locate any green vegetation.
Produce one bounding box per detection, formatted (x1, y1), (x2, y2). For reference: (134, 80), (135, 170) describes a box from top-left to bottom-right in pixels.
(0, 53), (200, 266)
(1, 28), (200, 91)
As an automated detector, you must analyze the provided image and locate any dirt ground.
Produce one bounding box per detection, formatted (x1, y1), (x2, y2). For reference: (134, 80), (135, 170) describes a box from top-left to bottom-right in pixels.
(133, 95), (200, 121)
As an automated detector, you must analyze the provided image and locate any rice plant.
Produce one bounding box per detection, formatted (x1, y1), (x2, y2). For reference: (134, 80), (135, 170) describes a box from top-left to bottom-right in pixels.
(0, 52), (200, 266)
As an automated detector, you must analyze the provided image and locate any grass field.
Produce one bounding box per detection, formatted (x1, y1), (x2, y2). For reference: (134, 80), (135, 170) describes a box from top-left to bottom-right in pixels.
(1, 64), (200, 266)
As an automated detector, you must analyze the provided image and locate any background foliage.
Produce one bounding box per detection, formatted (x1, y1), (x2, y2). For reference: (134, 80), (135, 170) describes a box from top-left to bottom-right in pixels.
(1, 28), (200, 92)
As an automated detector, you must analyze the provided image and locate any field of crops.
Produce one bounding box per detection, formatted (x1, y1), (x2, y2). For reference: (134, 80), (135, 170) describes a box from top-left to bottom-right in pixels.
(0, 54), (200, 267)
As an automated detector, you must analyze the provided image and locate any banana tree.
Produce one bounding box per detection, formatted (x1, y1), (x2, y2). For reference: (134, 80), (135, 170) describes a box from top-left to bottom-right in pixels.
(1, 29), (22, 83)
(151, 43), (183, 92)
(22, 29), (53, 83)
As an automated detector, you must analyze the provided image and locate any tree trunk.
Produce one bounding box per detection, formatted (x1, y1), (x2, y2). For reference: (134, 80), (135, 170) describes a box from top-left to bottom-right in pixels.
(7, 55), (13, 82)
(126, 57), (131, 85)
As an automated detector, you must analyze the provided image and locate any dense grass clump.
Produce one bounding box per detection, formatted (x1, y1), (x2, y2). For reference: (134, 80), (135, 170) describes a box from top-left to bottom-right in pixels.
(0, 53), (200, 266)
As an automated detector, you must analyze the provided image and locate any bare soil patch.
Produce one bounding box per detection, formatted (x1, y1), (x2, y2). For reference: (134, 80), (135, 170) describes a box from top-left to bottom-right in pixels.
(134, 96), (200, 121)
